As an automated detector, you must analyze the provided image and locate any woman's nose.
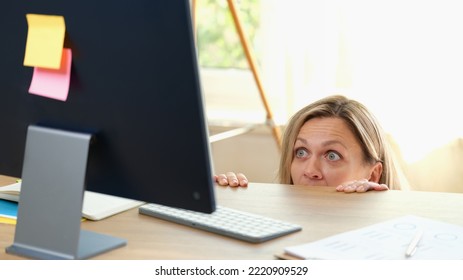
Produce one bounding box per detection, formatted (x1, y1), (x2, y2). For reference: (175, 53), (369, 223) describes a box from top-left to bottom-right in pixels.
(303, 158), (323, 179)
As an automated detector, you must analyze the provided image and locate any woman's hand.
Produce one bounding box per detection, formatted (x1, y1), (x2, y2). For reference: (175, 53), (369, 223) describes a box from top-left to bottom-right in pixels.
(214, 172), (248, 187)
(336, 179), (388, 193)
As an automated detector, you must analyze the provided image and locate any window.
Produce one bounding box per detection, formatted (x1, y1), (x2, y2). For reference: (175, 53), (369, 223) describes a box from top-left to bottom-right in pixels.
(195, 0), (271, 126)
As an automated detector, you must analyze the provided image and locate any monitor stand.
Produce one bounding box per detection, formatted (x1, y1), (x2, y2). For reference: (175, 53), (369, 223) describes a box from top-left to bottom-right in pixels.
(6, 125), (126, 259)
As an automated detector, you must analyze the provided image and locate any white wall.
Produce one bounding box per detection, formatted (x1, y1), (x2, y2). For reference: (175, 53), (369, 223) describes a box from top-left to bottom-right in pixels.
(209, 124), (280, 183)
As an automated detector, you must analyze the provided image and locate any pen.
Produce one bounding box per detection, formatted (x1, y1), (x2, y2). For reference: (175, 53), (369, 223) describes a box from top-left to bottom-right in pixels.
(405, 230), (423, 258)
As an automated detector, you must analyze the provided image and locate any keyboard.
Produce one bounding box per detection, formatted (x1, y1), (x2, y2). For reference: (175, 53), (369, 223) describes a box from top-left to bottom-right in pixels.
(139, 203), (302, 243)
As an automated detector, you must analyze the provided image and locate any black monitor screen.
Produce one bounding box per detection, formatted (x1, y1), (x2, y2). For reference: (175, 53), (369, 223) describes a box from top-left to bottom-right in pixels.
(0, 0), (216, 213)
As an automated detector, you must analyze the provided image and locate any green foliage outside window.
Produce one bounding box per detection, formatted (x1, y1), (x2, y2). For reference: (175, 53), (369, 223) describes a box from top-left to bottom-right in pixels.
(196, 0), (261, 69)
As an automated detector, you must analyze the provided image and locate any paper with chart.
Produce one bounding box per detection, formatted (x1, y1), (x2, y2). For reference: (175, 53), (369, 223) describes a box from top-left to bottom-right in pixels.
(285, 215), (463, 259)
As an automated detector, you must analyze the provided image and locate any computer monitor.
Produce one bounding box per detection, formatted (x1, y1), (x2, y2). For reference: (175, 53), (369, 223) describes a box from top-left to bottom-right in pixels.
(0, 0), (216, 259)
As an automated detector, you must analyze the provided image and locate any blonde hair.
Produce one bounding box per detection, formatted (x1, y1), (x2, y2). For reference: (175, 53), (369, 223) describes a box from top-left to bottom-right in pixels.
(278, 95), (408, 190)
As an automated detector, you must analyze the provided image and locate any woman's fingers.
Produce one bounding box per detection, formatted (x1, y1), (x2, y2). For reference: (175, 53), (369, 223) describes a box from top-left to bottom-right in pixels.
(235, 172), (248, 187)
(214, 172), (248, 187)
(336, 179), (389, 193)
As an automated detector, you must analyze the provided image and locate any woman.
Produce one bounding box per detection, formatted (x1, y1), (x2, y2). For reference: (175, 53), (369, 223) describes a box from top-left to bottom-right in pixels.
(215, 95), (409, 192)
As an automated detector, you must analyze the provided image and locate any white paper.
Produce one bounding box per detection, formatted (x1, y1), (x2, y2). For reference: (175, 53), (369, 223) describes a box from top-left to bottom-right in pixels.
(285, 215), (463, 260)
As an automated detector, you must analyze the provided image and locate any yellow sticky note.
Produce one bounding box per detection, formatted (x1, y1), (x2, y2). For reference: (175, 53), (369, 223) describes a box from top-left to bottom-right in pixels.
(24, 14), (66, 69)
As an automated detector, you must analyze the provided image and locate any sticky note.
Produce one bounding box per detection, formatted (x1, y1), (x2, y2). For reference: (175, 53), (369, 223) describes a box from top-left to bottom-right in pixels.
(29, 48), (72, 101)
(24, 14), (66, 69)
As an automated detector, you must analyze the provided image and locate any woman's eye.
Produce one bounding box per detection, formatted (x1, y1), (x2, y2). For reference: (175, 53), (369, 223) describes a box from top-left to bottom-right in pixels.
(326, 151), (341, 161)
(295, 148), (308, 158)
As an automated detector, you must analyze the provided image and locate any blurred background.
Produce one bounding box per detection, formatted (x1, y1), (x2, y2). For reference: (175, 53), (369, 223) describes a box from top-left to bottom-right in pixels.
(195, 0), (463, 193)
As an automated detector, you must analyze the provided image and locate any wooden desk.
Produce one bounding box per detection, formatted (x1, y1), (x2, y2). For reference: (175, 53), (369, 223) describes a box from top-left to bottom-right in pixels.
(1, 175), (463, 259)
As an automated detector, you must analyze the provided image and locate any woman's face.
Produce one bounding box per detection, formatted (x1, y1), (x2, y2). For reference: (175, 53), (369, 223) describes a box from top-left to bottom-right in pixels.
(290, 117), (380, 187)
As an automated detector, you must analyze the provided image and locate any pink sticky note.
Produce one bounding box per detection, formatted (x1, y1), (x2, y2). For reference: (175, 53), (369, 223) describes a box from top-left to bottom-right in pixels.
(28, 48), (72, 101)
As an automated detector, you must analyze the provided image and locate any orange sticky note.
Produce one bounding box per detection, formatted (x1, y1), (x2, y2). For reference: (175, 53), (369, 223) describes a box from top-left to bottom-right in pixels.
(28, 48), (72, 101)
(24, 14), (66, 69)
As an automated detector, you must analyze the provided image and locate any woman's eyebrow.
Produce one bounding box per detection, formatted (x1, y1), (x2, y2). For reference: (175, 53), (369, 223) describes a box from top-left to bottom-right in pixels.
(295, 137), (308, 145)
(321, 140), (348, 149)
(295, 138), (347, 149)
